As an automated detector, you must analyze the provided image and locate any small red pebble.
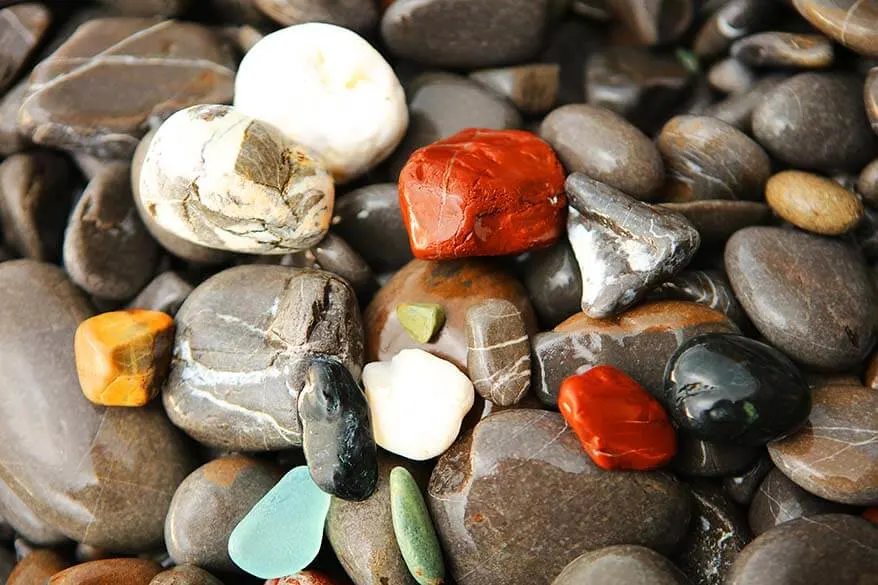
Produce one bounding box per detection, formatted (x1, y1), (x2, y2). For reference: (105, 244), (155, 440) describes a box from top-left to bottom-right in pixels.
(265, 570), (339, 585)
(558, 365), (677, 471)
(399, 128), (567, 260)
(864, 508), (878, 524)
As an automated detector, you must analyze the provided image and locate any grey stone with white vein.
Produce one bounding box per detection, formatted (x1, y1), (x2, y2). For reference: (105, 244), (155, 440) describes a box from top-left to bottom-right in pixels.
(465, 299), (531, 406)
(565, 173), (700, 319)
(163, 264), (364, 451)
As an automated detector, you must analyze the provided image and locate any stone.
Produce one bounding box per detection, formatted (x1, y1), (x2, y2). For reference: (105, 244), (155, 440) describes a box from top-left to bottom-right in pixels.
(64, 163), (159, 300)
(228, 466), (330, 580)
(792, 0), (878, 57)
(752, 73), (876, 172)
(0, 260), (196, 551)
(0, 4), (50, 93)
(648, 270), (748, 330)
(724, 456), (774, 506)
(200, 0), (269, 24)
(299, 356), (378, 501)
(0, 81), (31, 156)
(50, 559), (163, 585)
(704, 75), (789, 133)
(465, 299), (531, 407)
(693, 0), (778, 59)
(469, 64), (560, 115)
(670, 436), (760, 478)
(399, 128), (566, 260)
(518, 240), (582, 328)
(74, 309), (175, 407)
(139, 104), (334, 255)
(533, 300), (737, 407)
(540, 104), (664, 200)
(149, 565), (224, 585)
(129, 272), (193, 316)
(265, 572), (337, 585)
(164, 265), (364, 451)
(707, 58), (755, 95)
(6, 549), (69, 585)
(396, 304), (445, 345)
(566, 173), (700, 318)
(365, 259), (536, 369)
(235, 23), (406, 183)
(559, 365), (677, 470)
(765, 170), (863, 236)
(332, 183), (413, 272)
(429, 410), (691, 585)
(0, 151), (74, 262)
(96, 0), (190, 15)
(725, 227), (877, 370)
(253, 0), (378, 33)
(609, 0), (692, 45)
(858, 158), (878, 209)
(390, 467), (444, 585)
(865, 508), (878, 524)
(19, 18), (236, 158)
(675, 482), (751, 585)
(363, 349), (474, 461)
(868, 68), (878, 134)
(381, 0), (549, 68)
(0, 479), (67, 546)
(748, 468), (852, 536)
(659, 201), (771, 249)
(728, 514), (878, 585)
(165, 455), (282, 574)
(769, 385), (878, 506)
(731, 32), (833, 68)
(552, 546), (688, 585)
(657, 115), (770, 203)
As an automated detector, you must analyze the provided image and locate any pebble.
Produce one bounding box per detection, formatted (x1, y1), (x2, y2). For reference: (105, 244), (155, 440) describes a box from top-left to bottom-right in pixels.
(428, 409), (692, 585)
(728, 514), (878, 585)
(752, 73), (876, 172)
(0, 81), (31, 156)
(381, 0), (549, 68)
(149, 565), (225, 585)
(164, 265), (363, 451)
(129, 272), (193, 317)
(0, 151), (74, 262)
(707, 59), (755, 95)
(229, 466), (331, 579)
(399, 128), (566, 260)
(465, 299), (531, 407)
(139, 104), (334, 255)
(299, 355), (378, 501)
(0, 260), (196, 551)
(469, 64), (560, 115)
(868, 68), (878, 134)
(657, 115), (771, 203)
(551, 546), (688, 585)
(96, 0), (190, 15)
(364, 259), (536, 369)
(671, 437), (760, 478)
(725, 227), (877, 370)
(693, 0), (778, 60)
(703, 74), (788, 133)
(858, 158), (878, 208)
(165, 455), (282, 573)
(74, 309), (175, 407)
(50, 559), (163, 585)
(664, 333), (811, 445)
(363, 349), (474, 461)
(731, 32), (833, 68)
(291, 233), (377, 300)
(389, 467), (444, 585)
(265, 571), (335, 585)
(659, 201), (772, 249)
(253, 0), (377, 32)
(724, 456), (774, 506)
(396, 303), (446, 344)
(533, 300), (737, 407)
(649, 270), (749, 330)
(769, 385), (878, 506)
(64, 163), (159, 300)
(6, 549), (69, 585)
(18, 18), (236, 158)
(792, 0), (878, 57)
(519, 240), (583, 327)
(748, 468), (852, 536)
(566, 173), (701, 318)
(0, 4), (50, 93)
(559, 365), (677, 470)
(332, 183), (413, 272)
(610, 0), (692, 45)
(0, 480), (67, 546)
(540, 104), (664, 200)
(765, 170), (863, 235)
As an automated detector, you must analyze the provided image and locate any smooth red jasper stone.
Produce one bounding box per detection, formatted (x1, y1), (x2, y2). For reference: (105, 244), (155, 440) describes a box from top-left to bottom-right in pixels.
(399, 128), (567, 260)
(558, 365), (677, 471)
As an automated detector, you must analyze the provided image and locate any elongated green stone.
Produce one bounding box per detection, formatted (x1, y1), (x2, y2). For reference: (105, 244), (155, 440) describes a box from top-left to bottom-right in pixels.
(396, 303), (446, 343)
(389, 466), (445, 585)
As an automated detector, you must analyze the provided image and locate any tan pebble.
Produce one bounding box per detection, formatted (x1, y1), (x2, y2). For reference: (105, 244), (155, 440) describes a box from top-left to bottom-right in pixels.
(765, 170), (863, 235)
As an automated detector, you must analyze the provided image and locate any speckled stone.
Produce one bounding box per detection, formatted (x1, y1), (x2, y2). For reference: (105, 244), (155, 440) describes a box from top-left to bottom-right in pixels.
(164, 265), (364, 451)
(49, 559), (163, 585)
(671, 436), (760, 478)
(0, 4), (50, 93)
(731, 32), (833, 68)
(129, 272), (193, 317)
(728, 514), (878, 585)
(725, 227), (877, 371)
(389, 467), (444, 585)
(470, 64), (560, 115)
(551, 546), (688, 585)
(792, 0), (878, 57)
(149, 565), (224, 585)
(724, 456), (774, 506)
(769, 385), (878, 506)
(766, 171), (863, 236)
(649, 270), (748, 330)
(660, 201), (772, 249)
(6, 549), (69, 585)
(0, 479), (67, 546)
(429, 409), (691, 585)
(254, 0), (377, 32)
(519, 240), (583, 328)
(165, 455), (282, 573)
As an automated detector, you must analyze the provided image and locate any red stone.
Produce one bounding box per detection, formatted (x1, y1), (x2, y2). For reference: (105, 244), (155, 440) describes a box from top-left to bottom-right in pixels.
(399, 128), (567, 260)
(558, 365), (677, 471)
(864, 507), (878, 524)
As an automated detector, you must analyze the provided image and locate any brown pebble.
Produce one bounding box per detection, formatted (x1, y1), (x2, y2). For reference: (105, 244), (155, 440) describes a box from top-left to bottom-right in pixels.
(865, 351), (878, 390)
(857, 158), (878, 209)
(765, 170), (863, 235)
(792, 0), (878, 57)
(707, 58), (756, 94)
(49, 559), (162, 585)
(7, 550), (70, 585)
(731, 32), (833, 69)
(149, 565), (225, 585)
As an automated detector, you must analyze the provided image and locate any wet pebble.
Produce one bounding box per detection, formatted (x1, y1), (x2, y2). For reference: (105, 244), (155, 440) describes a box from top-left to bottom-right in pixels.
(551, 546), (688, 585)
(659, 201), (772, 248)
(50, 559), (163, 585)
(469, 64), (560, 115)
(765, 170), (863, 235)
(792, 0), (878, 57)
(6, 549), (69, 585)
(149, 565), (225, 585)
(671, 436), (761, 478)
(858, 158), (878, 208)
(389, 467), (444, 585)
(732, 32), (833, 68)
(703, 74), (789, 132)
(518, 240), (583, 328)
(724, 456), (774, 506)
(648, 270), (749, 330)
(707, 59), (756, 95)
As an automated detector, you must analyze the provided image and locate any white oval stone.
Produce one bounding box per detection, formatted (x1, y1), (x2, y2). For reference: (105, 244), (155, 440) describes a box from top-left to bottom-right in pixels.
(139, 104), (334, 255)
(363, 349), (474, 461)
(234, 22), (408, 184)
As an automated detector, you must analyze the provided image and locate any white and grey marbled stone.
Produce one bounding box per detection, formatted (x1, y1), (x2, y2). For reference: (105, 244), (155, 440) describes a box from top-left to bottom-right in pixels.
(139, 104), (334, 255)
(565, 173), (700, 319)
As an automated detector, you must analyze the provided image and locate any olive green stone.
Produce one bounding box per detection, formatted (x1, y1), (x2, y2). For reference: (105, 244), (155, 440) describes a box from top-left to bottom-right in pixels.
(396, 303), (446, 344)
(390, 467), (445, 585)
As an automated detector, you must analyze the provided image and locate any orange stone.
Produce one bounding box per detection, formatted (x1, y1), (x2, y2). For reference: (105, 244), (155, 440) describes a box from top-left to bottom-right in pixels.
(74, 309), (175, 407)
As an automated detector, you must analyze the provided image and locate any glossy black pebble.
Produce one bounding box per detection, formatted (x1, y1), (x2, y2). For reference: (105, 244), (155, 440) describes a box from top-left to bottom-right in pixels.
(298, 355), (378, 501)
(663, 333), (811, 446)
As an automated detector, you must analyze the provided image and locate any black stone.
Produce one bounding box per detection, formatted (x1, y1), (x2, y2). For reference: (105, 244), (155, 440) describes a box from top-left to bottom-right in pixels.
(671, 435), (761, 478)
(723, 455), (773, 506)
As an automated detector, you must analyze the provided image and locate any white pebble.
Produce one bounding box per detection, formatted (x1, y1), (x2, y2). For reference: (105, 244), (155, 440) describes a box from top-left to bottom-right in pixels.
(363, 349), (475, 461)
(234, 22), (408, 183)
